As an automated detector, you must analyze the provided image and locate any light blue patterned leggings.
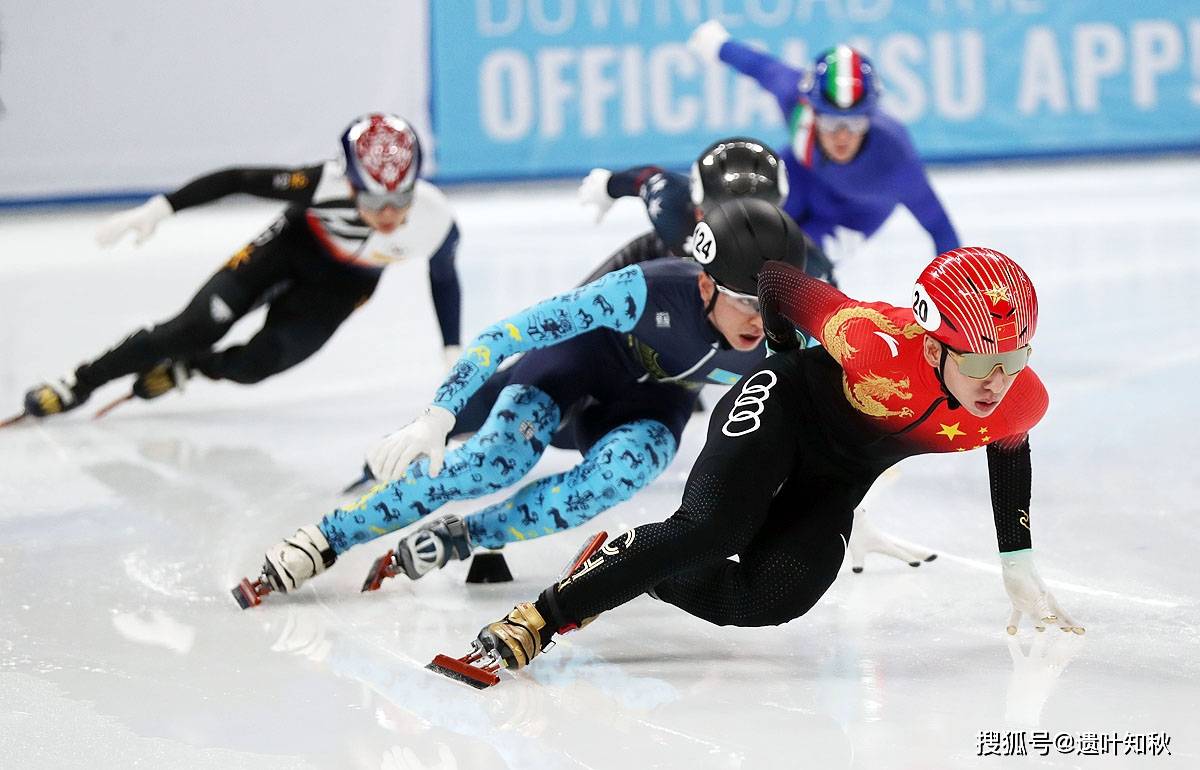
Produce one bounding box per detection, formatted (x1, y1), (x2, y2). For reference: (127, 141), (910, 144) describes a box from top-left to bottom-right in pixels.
(318, 384), (676, 554)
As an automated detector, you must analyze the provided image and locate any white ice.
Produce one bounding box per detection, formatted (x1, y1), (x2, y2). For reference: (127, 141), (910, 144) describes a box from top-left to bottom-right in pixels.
(1, 158), (1197, 769)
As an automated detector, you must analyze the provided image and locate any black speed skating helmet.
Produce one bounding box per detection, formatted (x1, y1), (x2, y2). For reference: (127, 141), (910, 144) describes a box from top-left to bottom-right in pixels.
(691, 198), (807, 296)
(690, 136), (789, 207)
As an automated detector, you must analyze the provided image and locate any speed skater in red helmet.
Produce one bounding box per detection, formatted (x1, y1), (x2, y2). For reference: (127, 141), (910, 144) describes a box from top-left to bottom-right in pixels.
(912, 246), (1038, 416)
(430, 245), (1080, 689)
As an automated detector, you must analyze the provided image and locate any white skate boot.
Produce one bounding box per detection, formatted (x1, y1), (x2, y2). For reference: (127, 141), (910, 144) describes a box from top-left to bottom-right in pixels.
(232, 525), (336, 609)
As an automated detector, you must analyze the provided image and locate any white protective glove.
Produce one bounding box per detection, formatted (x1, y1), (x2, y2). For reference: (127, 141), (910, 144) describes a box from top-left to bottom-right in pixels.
(366, 405), (456, 481)
(95, 194), (174, 247)
(577, 168), (615, 223)
(687, 19), (730, 63)
(1000, 550), (1085, 635)
(847, 506), (937, 573)
(820, 226), (865, 267)
(441, 345), (462, 371)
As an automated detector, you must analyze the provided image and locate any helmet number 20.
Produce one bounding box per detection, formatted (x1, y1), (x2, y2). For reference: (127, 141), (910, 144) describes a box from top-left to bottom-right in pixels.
(911, 282), (940, 330)
(912, 290), (928, 323)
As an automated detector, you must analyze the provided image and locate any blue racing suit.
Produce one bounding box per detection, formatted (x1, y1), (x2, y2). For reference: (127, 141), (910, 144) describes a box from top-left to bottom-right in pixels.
(718, 39), (960, 266)
(319, 259), (764, 552)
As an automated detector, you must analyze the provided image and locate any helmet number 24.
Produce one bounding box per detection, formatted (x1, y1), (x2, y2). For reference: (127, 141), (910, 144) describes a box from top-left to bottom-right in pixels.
(691, 221), (717, 265)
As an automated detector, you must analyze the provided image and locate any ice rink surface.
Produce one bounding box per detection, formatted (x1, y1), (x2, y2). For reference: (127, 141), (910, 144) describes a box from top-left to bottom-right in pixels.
(1, 157), (1198, 769)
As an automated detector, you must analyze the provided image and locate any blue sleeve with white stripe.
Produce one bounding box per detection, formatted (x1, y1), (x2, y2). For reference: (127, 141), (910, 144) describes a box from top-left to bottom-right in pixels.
(432, 265), (649, 414)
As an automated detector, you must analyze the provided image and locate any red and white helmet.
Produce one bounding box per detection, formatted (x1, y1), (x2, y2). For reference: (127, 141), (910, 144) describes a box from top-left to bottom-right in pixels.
(911, 247), (1038, 354)
(340, 113), (422, 206)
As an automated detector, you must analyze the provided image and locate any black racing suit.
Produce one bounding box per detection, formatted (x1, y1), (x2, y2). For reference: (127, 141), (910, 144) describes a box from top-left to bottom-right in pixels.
(535, 261), (1046, 634)
(74, 164), (460, 391)
(541, 348), (867, 629)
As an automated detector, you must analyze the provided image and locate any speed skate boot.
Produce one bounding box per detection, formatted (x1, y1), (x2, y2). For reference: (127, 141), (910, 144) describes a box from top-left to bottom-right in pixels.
(427, 531), (608, 689)
(133, 360), (191, 400)
(362, 514), (473, 591)
(232, 525), (336, 609)
(477, 603), (550, 669)
(21, 373), (92, 419)
(93, 360), (192, 419)
(426, 603), (550, 690)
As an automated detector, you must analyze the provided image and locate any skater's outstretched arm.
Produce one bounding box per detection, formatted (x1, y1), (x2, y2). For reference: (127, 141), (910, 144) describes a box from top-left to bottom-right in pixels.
(987, 428), (1082, 635)
(365, 266), (650, 480)
(578, 166), (694, 278)
(165, 165), (327, 210)
(987, 435), (1034, 555)
(578, 165), (667, 223)
(887, 132), (960, 254)
(627, 168), (695, 258)
(433, 265), (649, 415)
(689, 21), (804, 117)
(719, 39), (806, 116)
(95, 164), (327, 247)
(758, 259), (854, 349)
(427, 223), (462, 349)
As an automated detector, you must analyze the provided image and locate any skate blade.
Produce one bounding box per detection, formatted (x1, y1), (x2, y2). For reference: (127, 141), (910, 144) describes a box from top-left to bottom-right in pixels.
(426, 654), (500, 689)
(361, 550), (399, 592)
(559, 530), (609, 582)
(0, 412), (28, 429)
(93, 393), (133, 420)
(232, 577), (268, 609)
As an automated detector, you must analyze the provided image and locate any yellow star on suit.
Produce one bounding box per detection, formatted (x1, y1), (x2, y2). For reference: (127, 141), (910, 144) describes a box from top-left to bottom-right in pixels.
(937, 422), (966, 441)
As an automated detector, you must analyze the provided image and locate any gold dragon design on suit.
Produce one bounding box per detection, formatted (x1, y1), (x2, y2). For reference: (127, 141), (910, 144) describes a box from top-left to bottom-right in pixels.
(822, 306), (924, 419)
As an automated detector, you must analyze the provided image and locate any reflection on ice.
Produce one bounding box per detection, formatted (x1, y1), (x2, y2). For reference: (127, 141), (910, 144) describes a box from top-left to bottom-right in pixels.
(1004, 630), (1085, 725)
(111, 609), (197, 655)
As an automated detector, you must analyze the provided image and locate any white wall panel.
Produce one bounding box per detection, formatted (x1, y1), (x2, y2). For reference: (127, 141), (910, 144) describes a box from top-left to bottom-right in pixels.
(0, 1), (431, 201)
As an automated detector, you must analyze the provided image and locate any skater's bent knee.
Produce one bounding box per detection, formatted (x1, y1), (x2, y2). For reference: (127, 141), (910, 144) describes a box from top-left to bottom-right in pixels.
(156, 311), (230, 347)
(663, 511), (746, 558)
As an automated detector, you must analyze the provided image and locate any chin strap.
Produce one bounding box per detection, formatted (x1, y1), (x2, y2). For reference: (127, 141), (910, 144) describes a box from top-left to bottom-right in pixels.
(702, 284), (733, 350)
(934, 344), (961, 410)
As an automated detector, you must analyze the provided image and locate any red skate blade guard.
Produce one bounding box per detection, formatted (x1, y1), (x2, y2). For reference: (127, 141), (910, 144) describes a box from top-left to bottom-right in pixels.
(427, 654), (500, 689)
(232, 578), (263, 610)
(361, 550), (397, 592)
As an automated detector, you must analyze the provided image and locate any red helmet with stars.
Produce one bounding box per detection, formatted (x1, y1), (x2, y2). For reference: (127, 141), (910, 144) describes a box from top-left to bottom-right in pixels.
(911, 247), (1038, 354)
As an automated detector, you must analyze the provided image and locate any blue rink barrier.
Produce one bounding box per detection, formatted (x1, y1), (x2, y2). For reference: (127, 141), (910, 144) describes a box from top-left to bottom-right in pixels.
(430, 1), (1200, 180)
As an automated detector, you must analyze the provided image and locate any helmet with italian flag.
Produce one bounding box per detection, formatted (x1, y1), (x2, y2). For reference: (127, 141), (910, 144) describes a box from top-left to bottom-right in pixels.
(808, 45), (880, 116)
